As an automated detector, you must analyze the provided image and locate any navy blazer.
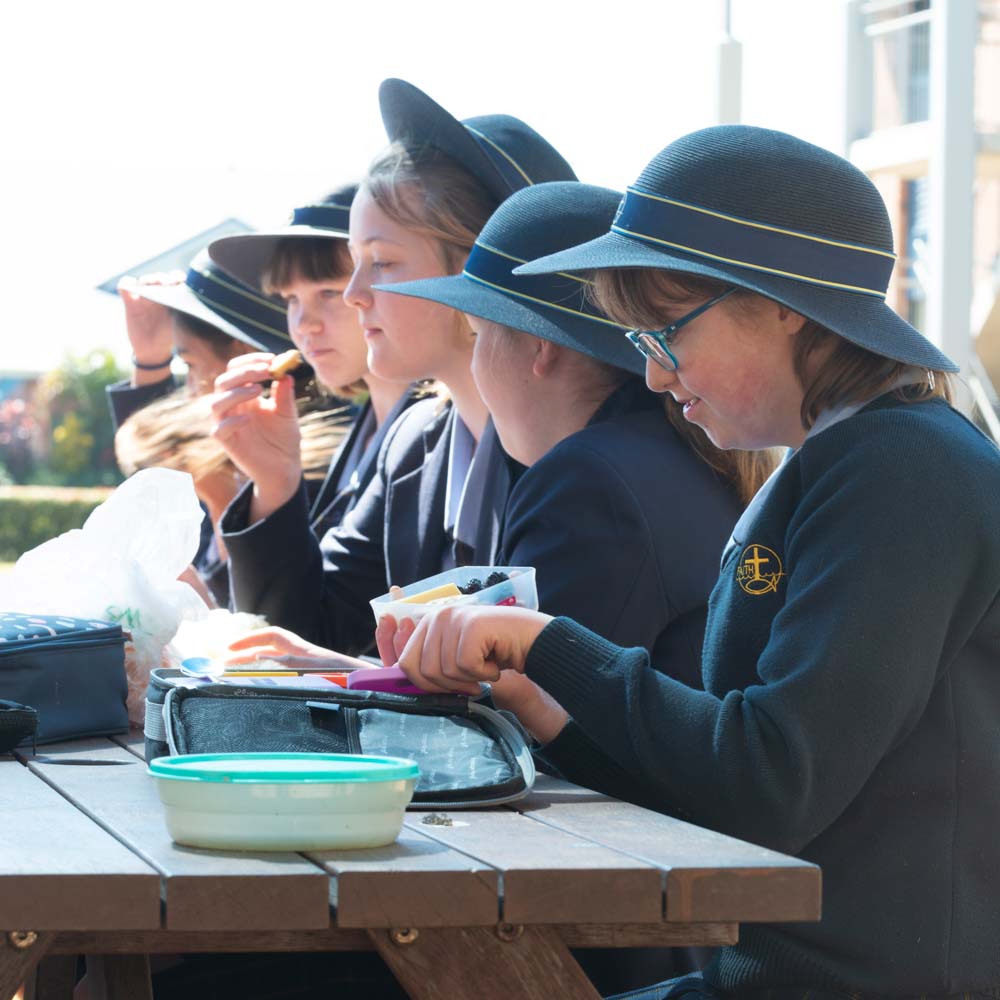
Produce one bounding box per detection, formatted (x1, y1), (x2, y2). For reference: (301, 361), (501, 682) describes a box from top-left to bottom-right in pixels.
(497, 379), (742, 689)
(105, 376), (177, 432)
(307, 391), (419, 538)
(223, 396), (517, 653)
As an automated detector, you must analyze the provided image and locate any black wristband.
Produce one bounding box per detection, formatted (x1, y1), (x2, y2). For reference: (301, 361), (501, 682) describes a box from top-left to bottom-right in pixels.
(132, 354), (174, 371)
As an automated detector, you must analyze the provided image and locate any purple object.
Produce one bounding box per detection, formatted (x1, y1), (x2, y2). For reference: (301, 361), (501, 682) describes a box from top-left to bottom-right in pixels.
(346, 665), (428, 696)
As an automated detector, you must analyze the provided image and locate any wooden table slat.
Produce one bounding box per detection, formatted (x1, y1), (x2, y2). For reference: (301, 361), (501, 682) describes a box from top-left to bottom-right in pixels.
(512, 776), (821, 923)
(403, 810), (662, 925)
(20, 740), (331, 932)
(109, 731), (145, 760)
(309, 826), (500, 929)
(0, 762), (160, 931)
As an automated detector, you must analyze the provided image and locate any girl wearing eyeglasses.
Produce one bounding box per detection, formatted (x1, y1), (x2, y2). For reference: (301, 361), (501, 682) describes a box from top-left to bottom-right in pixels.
(386, 126), (1000, 999)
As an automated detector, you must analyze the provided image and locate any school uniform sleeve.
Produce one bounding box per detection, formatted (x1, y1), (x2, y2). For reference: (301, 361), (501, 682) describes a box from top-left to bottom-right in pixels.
(221, 437), (396, 655)
(105, 375), (178, 432)
(499, 438), (666, 646)
(523, 412), (1000, 856)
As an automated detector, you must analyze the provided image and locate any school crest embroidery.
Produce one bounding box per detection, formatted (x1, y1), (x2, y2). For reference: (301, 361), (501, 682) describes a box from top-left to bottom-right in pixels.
(735, 544), (785, 595)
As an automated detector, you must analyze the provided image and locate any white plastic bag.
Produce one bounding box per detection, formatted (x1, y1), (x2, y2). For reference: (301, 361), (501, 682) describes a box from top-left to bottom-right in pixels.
(0, 468), (210, 721)
(165, 609), (269, 672)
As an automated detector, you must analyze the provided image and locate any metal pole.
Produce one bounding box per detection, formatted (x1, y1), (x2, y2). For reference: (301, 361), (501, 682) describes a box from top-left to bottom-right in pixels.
(926, 0), (977, 406)
(842, 0), (872, 154)
(715, 0), (742, 124)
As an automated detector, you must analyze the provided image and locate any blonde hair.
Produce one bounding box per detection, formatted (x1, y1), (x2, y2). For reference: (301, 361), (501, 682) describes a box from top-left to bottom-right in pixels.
(115, 390), (352, 483)
(592, 268), (787, 505)
(363, 142), (499, 273)
(361, 142), (500, 408)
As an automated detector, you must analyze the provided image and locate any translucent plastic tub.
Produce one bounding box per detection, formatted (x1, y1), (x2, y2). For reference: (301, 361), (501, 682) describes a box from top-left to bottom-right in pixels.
(148, 752), (419, 851)
(369, 566), (538, 626)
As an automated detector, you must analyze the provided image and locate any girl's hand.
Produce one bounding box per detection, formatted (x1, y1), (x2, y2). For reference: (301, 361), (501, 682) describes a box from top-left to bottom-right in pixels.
(118, 273), (179, 384)
(489, 670), (570, 745)
(391, 605), (553, 697)
(210, 354), (302, 519)
(225, 626), (368, 672)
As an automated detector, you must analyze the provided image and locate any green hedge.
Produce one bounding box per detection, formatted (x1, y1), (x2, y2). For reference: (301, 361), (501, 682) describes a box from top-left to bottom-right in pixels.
(0, 486), (113, 562)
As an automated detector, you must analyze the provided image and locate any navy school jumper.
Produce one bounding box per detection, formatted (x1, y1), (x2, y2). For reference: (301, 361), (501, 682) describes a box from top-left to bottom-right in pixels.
(527, 396), (1000, 996)
(497, 377), (742, 688)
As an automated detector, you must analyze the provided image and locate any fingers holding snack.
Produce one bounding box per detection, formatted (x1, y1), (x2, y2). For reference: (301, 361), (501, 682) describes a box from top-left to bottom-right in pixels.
(375, 613), (416, 667)
(213, 352), (286, 393)
(395, 605), (552, 697)
(268, 348), (303, 379)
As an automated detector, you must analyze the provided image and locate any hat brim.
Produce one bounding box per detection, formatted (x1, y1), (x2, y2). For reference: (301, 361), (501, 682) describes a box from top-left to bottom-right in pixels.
(379, 79), (508, 204)
(515, 232), (958, 372)
(132, 282), (291, 354)
(208, 227), (349, 289)
(374, 274), (645, 376)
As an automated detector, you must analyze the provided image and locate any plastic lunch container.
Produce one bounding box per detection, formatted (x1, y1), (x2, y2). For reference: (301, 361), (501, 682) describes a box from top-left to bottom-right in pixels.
(369, 566), (537, 626)
(148, 753), (419, 851)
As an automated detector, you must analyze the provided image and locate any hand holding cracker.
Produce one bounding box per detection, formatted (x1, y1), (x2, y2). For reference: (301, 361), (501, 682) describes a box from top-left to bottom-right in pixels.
(268, 349), (303, 379)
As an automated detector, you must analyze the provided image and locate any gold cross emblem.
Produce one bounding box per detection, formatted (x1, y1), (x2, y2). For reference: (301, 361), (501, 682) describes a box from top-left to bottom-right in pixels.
(735, 544), (785, 595)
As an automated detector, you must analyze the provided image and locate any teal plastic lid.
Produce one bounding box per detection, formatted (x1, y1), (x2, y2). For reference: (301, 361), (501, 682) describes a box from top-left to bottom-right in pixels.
(148, 752), (419, 784)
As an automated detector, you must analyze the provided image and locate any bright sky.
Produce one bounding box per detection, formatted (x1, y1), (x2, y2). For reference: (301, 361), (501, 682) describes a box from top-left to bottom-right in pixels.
(0, 0), (845, 374)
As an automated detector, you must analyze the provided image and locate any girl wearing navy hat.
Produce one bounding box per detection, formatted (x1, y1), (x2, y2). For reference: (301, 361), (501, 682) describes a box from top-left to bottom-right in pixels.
(367, 179), (773, 696)
(106, 250), (291, 430)
(386, 127), (1000, 999)
(106, 252), (294, 606)
(212, 79), (579, 656)
(208, 184), (420, 535)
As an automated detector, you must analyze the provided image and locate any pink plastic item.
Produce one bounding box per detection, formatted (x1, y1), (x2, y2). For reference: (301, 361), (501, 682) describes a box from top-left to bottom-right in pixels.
(346, 665), (428, 696)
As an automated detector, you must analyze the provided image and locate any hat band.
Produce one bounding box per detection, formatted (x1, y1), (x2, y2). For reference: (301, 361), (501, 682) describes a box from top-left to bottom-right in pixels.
(290, 202), (351, 232)
(464, 243), (624, 329)
(612, 188), (895, 298)
(463, 126), (534, 193)
(186, 264), (288, 340)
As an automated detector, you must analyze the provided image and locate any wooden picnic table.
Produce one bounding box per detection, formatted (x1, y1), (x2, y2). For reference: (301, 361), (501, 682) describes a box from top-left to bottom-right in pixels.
(0, 733), (821, 1000)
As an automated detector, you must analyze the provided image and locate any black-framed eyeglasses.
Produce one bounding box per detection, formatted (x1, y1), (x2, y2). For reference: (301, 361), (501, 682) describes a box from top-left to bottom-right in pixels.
(626, 287), (737, 372)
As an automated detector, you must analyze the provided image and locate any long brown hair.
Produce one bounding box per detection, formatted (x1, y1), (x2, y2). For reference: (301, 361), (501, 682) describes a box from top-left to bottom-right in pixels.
(115, 390), (352, 483)
(592, 269), (785, 505)
(792, 321), (952, 427)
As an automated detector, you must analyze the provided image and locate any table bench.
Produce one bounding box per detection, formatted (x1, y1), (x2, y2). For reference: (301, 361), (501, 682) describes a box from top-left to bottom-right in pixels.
(1, 734), (821, 1000)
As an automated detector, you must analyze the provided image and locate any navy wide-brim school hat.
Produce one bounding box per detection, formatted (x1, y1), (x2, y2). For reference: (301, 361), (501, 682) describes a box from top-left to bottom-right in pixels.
(208, 183), (357, 289)
(515, 125), (957, 373)
(372, 182), (644, 376)
(379, 78), (577, 204)
(133, 250), (291, 354)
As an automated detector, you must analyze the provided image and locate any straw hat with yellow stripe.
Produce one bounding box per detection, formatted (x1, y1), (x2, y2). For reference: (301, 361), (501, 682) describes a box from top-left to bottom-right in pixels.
(372, 181), (644, 376)
(208, 183), (357, 290)
(514, 125), (957, 372)
(133, 250), (290, 355)
(379, 79), (577, 203)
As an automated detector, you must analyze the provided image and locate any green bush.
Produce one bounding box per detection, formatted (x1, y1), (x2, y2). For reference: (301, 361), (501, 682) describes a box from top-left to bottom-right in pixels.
(0, 486), (112, 562)
(34, 349), (126, 487)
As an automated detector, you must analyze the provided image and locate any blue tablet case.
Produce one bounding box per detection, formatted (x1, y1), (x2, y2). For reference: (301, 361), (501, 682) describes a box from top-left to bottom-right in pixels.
(0, 613), (128, 745)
